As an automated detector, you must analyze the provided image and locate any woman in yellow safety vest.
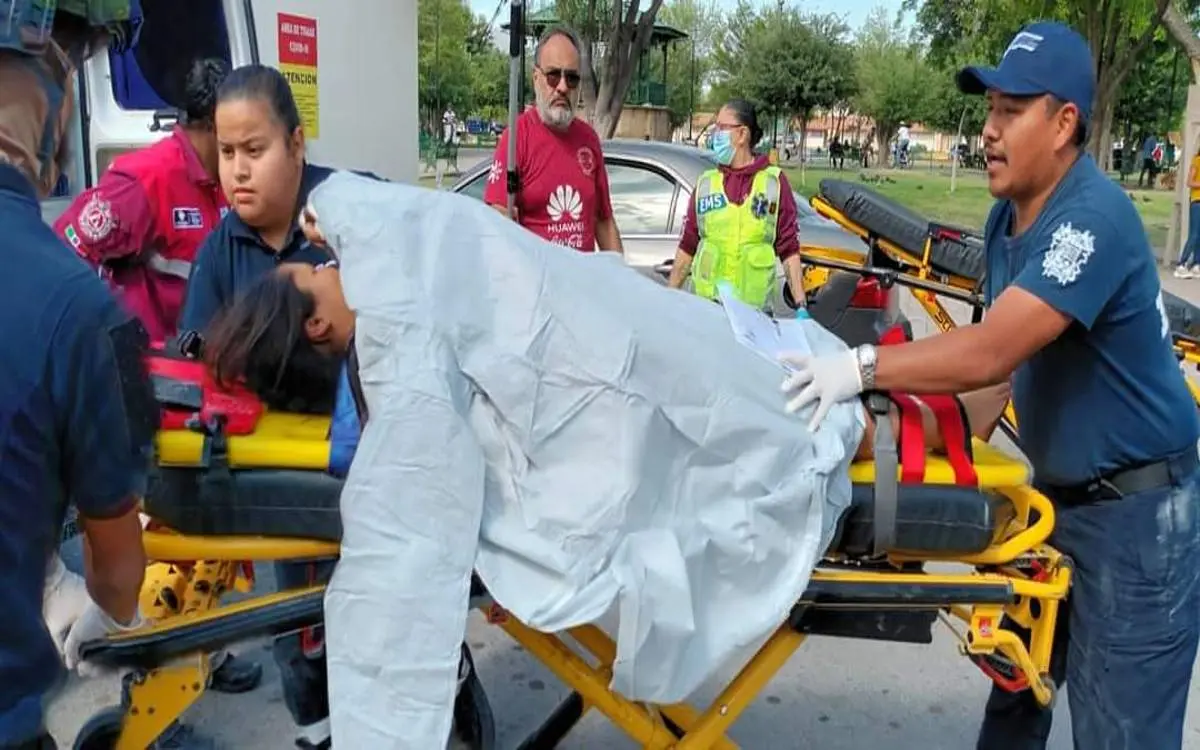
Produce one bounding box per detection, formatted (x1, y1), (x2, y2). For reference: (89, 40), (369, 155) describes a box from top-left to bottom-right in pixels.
(667, 99), (807, 314)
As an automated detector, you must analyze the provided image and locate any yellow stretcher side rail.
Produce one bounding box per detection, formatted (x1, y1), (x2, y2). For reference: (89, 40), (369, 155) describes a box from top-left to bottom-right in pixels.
(156, 412), (333, 469)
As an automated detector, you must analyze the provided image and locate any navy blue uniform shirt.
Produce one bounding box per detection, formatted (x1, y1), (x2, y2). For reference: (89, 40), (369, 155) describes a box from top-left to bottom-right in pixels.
(0, 164), (155, 742)
(178, 163), (336, 334)
(983, 154), (1199, 485)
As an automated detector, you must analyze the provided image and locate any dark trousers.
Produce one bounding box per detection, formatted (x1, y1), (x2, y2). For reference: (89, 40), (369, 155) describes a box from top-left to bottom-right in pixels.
(2, 735), (54, 750)
(977, 462), (1200, 750)
(273, 558), (337, 728)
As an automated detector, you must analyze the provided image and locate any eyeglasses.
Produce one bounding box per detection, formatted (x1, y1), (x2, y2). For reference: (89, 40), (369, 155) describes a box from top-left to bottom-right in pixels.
(537, 66), (581, 90)
(714, 122), (746, 132)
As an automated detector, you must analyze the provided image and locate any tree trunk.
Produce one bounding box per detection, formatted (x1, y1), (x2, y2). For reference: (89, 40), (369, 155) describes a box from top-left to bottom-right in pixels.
(1162, 3), (1200, 265)
(578, 0), (600, 122)
(588, 0), (667, 138)
(1081, 0), (1170, 164)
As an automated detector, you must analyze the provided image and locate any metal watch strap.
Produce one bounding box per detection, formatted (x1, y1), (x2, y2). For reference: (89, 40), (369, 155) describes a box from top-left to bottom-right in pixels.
(856, 344), (878, 391)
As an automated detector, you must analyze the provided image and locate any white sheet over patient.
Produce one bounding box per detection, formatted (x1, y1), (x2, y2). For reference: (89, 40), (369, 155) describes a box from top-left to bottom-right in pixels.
(311, 171), (866, 749)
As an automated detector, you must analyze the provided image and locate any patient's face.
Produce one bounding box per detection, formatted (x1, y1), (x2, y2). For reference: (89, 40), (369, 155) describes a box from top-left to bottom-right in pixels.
(278, 262), (352, 353)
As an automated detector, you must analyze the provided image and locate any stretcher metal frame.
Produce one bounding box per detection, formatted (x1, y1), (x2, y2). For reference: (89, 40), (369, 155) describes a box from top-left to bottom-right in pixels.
(74, 441), (1070, 750)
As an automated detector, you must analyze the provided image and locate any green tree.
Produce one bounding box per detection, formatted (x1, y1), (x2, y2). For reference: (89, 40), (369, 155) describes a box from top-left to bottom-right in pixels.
(642, 0), (724, 133)
(419, 0), (477, 132)
(551, 0), (674, 137)
(904, 0), (1174, 165)
(853, 7), (931, 158)
(1113, 33), (1188, 176)
(711, 4), (857, 149)
(919, 57), (987, 137)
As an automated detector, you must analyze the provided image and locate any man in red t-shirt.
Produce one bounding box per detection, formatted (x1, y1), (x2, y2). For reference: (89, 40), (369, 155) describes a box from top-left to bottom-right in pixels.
(483, 26), (623, 254)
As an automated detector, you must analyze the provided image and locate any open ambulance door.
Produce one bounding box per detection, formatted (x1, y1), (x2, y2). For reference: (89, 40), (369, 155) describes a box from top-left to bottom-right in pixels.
(43, 0), (246, 223)
(44, 0), (417, 224)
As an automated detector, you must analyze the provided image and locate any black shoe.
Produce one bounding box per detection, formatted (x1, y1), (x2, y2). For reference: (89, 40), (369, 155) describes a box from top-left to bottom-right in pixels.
(294, 738), (331, 750)
(209, 653), (263, 694)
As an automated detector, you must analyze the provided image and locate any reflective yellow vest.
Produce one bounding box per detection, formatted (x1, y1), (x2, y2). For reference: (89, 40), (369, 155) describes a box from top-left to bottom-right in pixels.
(691, 166), (782, 309)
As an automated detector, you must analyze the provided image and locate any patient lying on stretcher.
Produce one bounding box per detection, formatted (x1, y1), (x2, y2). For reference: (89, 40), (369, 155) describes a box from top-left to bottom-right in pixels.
(201, 261), (1011, 462)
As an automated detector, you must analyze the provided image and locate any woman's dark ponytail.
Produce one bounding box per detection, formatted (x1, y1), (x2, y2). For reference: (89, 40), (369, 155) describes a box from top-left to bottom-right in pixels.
(182, 58), (231, 127)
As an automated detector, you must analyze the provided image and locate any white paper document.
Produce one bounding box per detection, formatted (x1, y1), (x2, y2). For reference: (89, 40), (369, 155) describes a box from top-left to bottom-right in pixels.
(716, 283), (811, 371)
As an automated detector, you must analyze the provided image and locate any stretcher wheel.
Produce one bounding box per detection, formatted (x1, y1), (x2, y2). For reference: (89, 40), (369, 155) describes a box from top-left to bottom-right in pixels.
(452, 649), (496, 750)
(72, 705), (125, 750)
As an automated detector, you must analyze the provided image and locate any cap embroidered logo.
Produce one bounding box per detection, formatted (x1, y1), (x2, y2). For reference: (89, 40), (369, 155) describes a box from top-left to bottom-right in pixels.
(1003, 31), (1043, 59)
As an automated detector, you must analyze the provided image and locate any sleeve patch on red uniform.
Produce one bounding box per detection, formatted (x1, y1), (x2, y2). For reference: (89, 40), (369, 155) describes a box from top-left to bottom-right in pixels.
(79, 194), (117, 242)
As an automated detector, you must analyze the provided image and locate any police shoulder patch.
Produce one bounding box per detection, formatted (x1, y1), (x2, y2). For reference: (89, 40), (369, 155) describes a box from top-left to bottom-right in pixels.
(1042, 221), (1095, 287)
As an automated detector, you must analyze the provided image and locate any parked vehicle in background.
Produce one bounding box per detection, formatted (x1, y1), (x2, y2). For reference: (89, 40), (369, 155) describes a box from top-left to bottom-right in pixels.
(451, 139), (907, 342)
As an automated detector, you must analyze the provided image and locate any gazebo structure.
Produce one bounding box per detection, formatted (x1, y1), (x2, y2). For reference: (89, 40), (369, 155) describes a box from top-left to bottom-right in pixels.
(502, 6), (688, 140)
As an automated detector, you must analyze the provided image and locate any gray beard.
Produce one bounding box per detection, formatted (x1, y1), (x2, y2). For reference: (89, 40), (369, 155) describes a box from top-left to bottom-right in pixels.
(536, 94), (575, 130)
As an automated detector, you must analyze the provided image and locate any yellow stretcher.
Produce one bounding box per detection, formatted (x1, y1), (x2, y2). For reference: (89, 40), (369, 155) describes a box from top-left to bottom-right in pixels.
(805, 179), (1200, 417)
(72, 405), (1071, 750)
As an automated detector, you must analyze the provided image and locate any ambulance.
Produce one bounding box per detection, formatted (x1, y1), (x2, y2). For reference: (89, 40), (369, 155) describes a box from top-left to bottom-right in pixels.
(44, 0), (418, 221)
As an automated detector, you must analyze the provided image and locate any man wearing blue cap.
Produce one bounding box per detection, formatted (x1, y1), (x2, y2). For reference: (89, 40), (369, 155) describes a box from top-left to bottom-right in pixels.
(778, 21), (1200, 750)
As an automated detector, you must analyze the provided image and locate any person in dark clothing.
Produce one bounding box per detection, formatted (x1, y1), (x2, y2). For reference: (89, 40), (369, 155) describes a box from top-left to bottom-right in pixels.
(0, 4), (151, 748)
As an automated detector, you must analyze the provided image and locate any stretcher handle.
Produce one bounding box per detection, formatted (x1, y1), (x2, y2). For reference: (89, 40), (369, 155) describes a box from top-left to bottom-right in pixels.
(799, 251), (983, 308)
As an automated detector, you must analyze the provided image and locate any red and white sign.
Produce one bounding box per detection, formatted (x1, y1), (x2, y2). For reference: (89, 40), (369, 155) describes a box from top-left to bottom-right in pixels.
(276, 13), (320, 138)
(277, 13), (318, 67)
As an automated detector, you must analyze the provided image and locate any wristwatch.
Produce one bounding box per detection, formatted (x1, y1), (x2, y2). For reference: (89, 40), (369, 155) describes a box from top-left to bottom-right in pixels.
(855, 344), (878, 391)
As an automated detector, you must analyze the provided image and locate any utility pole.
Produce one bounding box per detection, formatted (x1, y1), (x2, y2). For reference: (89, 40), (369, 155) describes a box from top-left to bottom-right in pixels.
(688, 35), (695, 141)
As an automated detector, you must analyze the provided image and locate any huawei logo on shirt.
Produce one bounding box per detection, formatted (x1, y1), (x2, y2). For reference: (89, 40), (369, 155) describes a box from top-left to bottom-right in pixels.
(547, 184), (583, 222)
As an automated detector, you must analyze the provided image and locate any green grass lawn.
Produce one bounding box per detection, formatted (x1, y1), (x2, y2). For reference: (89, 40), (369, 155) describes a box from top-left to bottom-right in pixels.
(783, 165), (1176, 252)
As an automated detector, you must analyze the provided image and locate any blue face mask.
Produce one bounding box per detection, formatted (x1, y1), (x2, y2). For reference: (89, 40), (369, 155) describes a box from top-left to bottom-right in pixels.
(709, 130), (735, 166)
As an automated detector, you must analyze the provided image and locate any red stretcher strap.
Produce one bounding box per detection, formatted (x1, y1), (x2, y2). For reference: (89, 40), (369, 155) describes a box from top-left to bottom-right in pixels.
(889, 393), (927, 483)
(918, 394), (978, 486)
(874, 325), (977, 487)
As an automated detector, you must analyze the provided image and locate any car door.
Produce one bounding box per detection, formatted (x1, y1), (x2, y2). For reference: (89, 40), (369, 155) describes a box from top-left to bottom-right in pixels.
(602, 158), (681, 279)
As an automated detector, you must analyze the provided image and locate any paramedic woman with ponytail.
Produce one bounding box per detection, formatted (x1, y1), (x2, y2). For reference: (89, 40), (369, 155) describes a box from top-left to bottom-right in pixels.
(666, 99), (807, 313)
(53, 58), (232, 344)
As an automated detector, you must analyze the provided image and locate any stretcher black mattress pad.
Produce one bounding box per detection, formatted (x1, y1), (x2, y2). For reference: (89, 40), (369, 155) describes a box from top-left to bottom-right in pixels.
(145, 467), (1007, 557)
(819, 179), (986, 282)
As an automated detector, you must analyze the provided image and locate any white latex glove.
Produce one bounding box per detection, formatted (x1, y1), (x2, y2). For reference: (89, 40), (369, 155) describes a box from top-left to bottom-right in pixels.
(43, 554), (90, 654)
(779, 348), (864, 432)
(63, 600), (145, 678)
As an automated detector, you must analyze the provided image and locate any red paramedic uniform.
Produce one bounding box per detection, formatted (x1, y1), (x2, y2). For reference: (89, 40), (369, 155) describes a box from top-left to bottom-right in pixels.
(53, 126), (227, 343)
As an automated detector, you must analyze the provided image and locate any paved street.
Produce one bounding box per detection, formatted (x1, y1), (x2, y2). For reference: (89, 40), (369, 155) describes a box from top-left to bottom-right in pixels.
(46, 268), (1200, 749)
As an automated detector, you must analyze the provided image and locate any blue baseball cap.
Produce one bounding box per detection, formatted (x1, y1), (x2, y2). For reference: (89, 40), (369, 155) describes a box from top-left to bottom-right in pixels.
(957, 21), (1095, 123)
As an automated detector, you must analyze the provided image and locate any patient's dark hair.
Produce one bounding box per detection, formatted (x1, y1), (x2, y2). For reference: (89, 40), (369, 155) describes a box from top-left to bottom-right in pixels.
(204, 273), (339, 414)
